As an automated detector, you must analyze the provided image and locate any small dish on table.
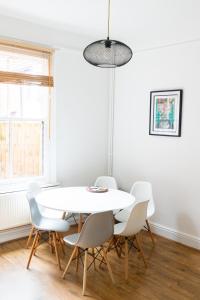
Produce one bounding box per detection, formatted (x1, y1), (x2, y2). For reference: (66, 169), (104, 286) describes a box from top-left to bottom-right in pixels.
(87, 186), (108, 193)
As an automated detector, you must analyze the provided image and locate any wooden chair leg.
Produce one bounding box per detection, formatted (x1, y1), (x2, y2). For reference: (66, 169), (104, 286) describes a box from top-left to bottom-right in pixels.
(62, 247), (77, 279)
(135, 233), (147, 267)
(48, 232), (54, 253)
(113, 236), (121, 258)
(146, 220), (155, 245)
(26, 231), (39, 269)
(52, 232), (61, 270)
(99, 237), (114, 268)
(76, 247), (80, 272)
(92, 248), (97, 270)
(82, 249), (88, 296)
(33, 232), (41, 255)
(60, 238), (66, 256)
(102, 247), (115, 284)
(26, 225), (35, 249)
(125, 237), (129, 281)
(56, 233), (65, 256)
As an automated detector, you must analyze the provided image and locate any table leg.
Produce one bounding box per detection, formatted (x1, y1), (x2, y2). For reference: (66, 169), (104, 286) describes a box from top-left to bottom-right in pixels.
(74, 213), (83, 268)
(78, 213), (83, 233)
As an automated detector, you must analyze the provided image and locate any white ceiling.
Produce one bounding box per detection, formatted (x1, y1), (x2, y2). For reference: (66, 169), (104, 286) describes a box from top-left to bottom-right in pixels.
(0, 0), (200, 51)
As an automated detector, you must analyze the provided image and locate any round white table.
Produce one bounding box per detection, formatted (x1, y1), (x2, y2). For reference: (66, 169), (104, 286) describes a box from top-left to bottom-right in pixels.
(36, 186), (135, 214)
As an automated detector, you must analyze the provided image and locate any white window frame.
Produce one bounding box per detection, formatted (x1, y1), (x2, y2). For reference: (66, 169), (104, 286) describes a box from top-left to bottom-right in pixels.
(0, 41), (56, 192)
(0, 97), (56, 192)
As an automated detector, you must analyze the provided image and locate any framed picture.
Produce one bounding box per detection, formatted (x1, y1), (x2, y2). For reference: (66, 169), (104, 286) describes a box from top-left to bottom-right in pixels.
(149, 89), (183, 137)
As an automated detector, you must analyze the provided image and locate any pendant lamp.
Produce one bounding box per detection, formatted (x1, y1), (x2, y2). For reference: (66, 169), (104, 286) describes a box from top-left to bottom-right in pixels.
(83, 0), (132, 68)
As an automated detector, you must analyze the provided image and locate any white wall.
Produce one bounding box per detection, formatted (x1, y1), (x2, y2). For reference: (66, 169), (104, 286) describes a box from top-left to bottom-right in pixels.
(113, 40), (200, 248)
(54, 49), (109, 186)
(0, 14), (110, 187)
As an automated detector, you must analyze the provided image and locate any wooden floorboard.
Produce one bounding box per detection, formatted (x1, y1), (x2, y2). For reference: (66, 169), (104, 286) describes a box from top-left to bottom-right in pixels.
(0, 229), (199, 300)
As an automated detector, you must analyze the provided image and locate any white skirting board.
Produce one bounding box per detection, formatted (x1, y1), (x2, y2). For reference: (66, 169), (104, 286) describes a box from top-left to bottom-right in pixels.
(150, 221), (200, 250)
(0, 224), (31, 244)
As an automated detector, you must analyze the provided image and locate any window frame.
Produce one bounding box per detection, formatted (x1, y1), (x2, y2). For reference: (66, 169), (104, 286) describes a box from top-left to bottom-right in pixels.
(0, 40), (55, 187)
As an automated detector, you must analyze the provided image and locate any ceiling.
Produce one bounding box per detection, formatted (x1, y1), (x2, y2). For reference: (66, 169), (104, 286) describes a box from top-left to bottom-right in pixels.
(0, 0), (200, 51)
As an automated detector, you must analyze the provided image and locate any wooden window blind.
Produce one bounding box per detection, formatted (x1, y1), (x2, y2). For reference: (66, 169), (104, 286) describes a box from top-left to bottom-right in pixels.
(0, 40), (53, 87)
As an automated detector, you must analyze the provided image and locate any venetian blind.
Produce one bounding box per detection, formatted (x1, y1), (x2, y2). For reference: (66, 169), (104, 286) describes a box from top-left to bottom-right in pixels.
(0, 40), (53, 87)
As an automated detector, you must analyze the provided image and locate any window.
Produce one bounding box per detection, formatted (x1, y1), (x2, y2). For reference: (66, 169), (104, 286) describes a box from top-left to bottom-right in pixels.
(0, 41), (53, 182)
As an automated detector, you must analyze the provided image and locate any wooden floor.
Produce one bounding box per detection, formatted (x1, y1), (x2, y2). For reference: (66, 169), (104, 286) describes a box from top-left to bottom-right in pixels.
(0, 229), (200, 300)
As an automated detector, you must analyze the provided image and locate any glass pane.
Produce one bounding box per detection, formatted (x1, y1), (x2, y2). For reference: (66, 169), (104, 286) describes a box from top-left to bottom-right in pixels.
(0, 85), (8, 117)
(0, 84), (21, 118)
(11, 121), (43, 177)
(22, 86), (48, 119)
(0, 122), (9, 179)
(7, 85), (21, 117)
(0, 84), (48, 119)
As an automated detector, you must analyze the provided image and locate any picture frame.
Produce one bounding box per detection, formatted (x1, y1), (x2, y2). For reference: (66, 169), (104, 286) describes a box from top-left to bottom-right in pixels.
(149, 89), (183, 137)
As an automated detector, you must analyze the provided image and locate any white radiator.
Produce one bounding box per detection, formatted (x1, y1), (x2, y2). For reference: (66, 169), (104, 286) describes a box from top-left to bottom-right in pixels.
(0, 191), (30, 230)
(0, 185), (61, 231)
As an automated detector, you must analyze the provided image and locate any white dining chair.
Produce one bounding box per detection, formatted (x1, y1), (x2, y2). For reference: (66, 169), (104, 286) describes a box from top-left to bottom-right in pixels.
(94, 176), (118, 190)
(26, 182), (41, 248)
(26, 192), (70, 270)
(62, 211), (115, 296)
(113, 200), (149, 280)
(115, 181), (155, 245)
(94, 176), (119, 214)
(26, 182), (67, 248)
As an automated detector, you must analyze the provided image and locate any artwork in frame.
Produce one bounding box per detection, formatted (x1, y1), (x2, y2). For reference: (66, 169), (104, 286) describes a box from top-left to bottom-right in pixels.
(149, 89), (183, 137)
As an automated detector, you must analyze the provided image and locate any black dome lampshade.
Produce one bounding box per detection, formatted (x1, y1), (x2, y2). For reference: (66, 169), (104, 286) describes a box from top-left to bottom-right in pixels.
(83, 0), (133, 68)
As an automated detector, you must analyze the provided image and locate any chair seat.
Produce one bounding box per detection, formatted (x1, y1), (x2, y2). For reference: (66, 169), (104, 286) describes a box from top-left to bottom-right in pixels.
(63, 233), (80, 246)
(35, 217), (70, 232)
(114, 222), (126, 236)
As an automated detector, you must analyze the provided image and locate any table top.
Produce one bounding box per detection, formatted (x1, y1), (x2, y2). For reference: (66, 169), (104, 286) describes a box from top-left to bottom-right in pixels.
(36, 186), (135, 214)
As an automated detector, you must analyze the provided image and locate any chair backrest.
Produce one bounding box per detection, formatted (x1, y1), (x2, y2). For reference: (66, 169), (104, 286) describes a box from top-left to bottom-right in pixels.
(26, 192), (42, 227)
(28, 182), (41, 198)
(76, 211), (113, 249)
(94, 176), (118, 190)
(119, 200), (149, 237)
(130, 181), (155, 216)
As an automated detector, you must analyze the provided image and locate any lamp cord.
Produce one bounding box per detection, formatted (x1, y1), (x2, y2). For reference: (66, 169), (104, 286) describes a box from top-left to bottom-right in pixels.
(107, 0), (111, 39)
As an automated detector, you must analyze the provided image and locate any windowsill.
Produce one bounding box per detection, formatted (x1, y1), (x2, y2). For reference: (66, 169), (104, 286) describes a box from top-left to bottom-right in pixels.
(0, 182), (60, 195)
